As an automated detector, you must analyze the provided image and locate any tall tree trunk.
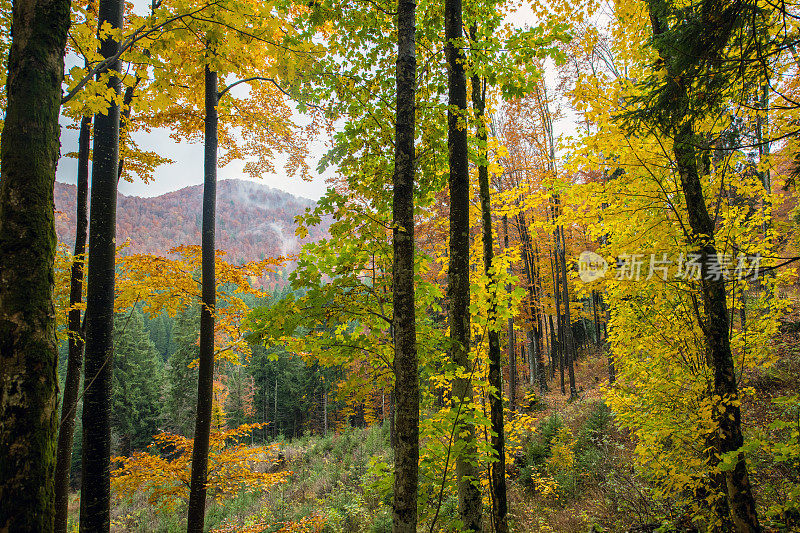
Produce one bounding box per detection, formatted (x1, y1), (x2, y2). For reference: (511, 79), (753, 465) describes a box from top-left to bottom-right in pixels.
(186, 64), (218, 533)
(556, 221), (578, 399)
(518, 212), (547, 393)
(80, 0), (124, 527)
(551, 222), (565, 395)
(472, 73), (508, 533)
(647, 2), (760, 530)
(445, 0), (482, 527)
(55, 115), (92, 533)
(0, 0), (69, 527)
(549, 315), (558, 381)
(591, 290), (601, 345)
(676, 121), (760, 532)
(502, 216), (517, 413)
(391, 0), (419, 528)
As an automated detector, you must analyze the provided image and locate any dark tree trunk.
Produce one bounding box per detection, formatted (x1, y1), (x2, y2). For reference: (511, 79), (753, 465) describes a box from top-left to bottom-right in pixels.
(472, 73), (508, 533)
(186, 65), (218, 533)
(549, 314), (558, 381)
(80, 0), (124, 527)
(117, 81), (141, 181)
(55, 115), (92, 533)
(502, 216), (517, 413)
(551, 231), (565, 394)
(391, 0), (419, 528)
(591, 290), (601, 345)
(0, 0), (69, 527)
(556, 221), (578, 399)
(445, 0), (482, 527)
(676, 122), (760, 532)
(647, 2), (760, 530)
(389, 390), (396, 449)
(518, 212), (547, 393)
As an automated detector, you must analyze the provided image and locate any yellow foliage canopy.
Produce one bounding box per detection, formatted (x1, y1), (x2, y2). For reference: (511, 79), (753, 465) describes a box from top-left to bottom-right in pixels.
(111, 423), (289, 513)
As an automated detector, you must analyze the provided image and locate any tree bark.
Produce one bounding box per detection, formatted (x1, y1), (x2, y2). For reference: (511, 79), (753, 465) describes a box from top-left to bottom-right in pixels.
(186, 64), (218, 533)
(445, 0), (482, 527)
(80, 0), (124, 527)
(502, 216), (517, 413)
(518, 212), (547, 393)
(391, 0), (419, 528)
(550, 219), (565, 395)
(472, 73), (508, 533)
(556, 220), (578, 399)
(0, 0), (69, 527)
(55, 114), (92, 533)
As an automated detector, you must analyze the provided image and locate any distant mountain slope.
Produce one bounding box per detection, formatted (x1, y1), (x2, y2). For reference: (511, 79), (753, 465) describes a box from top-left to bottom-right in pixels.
(54, 179), (329, 267)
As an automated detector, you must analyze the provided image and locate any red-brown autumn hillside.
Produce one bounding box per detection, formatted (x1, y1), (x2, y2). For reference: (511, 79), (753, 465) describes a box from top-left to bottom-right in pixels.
(54, 179), (330, 268)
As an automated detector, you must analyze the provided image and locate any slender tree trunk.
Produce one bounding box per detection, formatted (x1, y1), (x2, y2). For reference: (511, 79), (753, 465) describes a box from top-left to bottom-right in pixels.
(186, 65), (218, 533)
(502, 216), (517, 414)
(389, 390), (396, 449)
(557, 222), (578, 399)
(117, 80), (142, 181)
(518, 212), (547, 393)
(55, 115), (92, 533)
(391, 0), (419, 528)
(445, 0), (482, 527)
(0, 0), (69, 527)
(551, 227), (565, 394)
(472, 73), (508, 533)
(591, 290), (601, 345)
(80, 0), (124, 527)
(549, 315), (558, 381)
(647, 3), (760, 530)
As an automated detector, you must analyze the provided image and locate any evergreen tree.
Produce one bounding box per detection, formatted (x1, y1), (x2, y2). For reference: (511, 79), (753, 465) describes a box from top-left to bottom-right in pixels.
(145, 312), (176, 362)
(163, 307), (200, 436)
(112, 311), (164, 454)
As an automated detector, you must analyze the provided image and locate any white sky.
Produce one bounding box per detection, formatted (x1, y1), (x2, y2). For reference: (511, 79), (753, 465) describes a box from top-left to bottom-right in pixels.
(55, 2), (563, 201)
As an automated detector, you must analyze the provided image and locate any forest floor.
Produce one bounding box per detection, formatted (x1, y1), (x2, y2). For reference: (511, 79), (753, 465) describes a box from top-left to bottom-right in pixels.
(69, 314), (800, 532)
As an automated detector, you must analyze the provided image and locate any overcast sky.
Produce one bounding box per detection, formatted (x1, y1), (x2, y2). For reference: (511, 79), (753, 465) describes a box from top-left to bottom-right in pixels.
(54, 2), (572, 202)
(55, 118), (334, 200)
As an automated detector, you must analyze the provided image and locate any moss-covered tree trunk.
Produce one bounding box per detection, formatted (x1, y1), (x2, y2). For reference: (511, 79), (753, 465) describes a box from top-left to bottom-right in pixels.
(445, 0), (482, 528)
(55, 114), (92, 533)
(186, 64), (218, 533)
(80, 0), (124, 529)
(391, 0), (418, 528)
(472, 74), (508, 533)
(0, 0), (70, 528)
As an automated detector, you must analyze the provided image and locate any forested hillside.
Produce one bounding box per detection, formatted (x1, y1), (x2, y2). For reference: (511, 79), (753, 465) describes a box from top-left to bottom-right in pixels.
(54, 179), (329, 265)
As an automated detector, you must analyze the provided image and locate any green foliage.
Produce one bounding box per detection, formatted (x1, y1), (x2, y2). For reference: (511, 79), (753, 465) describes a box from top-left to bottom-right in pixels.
(163, 306), (199, 436)
(112, 310), (165, 453)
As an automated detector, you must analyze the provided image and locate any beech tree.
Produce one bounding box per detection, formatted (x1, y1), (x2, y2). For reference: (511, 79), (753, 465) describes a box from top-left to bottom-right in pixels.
(0, 0), (70, 529)
(391, 0), (419, 529)
(445, 0), (483, 527)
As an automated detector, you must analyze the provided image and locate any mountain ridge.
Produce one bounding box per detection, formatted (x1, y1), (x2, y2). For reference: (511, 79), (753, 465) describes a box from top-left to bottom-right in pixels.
(54, 179), (329, 270)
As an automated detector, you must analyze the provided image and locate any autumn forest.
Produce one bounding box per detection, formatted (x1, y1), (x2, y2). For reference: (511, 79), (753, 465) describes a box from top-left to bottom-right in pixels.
(1, 0), (800, 531)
